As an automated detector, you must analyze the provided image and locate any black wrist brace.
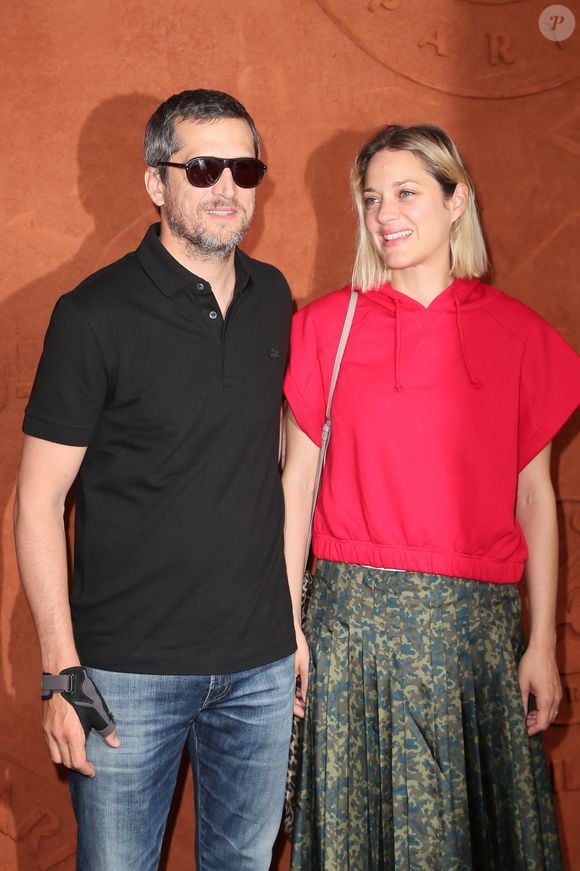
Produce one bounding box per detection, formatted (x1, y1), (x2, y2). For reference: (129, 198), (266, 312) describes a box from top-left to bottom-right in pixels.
(41, 667), (116, 738)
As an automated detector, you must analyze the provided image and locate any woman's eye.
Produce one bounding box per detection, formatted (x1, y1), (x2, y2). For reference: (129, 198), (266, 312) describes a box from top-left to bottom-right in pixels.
(399, 189), (415, 198)
(364, 196), (380, 207)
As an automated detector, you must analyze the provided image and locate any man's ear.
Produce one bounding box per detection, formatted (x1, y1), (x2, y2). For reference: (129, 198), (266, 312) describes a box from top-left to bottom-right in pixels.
(450, 182), (468, 223)
(144, 167), (165, 207)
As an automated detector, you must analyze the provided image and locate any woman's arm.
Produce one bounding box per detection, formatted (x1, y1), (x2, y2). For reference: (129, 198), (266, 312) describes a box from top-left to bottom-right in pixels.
(515, 441), (562, 735)
(281, 408), (320, 717)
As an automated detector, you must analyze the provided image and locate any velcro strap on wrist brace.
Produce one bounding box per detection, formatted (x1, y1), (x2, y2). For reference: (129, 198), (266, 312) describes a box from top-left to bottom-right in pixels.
(42, 672), (74, 699)
(42, 667), (116, 738)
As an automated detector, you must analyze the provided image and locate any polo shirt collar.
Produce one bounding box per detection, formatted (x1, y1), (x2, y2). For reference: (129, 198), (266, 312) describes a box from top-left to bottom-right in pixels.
(136, 223), (252, 297)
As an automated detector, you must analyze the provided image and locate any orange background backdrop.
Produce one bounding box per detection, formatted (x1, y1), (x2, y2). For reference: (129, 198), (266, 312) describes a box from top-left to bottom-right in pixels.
(1, 1), (579, 868)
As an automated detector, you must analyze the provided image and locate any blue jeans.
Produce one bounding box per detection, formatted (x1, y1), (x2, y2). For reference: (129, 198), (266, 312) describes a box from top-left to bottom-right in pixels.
(70, 656), (294, 870)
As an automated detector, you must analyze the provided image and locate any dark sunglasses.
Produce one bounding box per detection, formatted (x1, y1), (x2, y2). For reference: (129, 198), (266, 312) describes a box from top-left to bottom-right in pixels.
(156, 156), (267, 189)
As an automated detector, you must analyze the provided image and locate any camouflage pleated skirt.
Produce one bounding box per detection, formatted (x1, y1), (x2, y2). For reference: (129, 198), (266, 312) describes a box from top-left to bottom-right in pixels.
(291, 560), (562, 871)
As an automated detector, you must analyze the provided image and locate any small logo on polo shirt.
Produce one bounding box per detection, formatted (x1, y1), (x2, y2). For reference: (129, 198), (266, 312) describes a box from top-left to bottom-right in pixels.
(268, 347), (281, 359)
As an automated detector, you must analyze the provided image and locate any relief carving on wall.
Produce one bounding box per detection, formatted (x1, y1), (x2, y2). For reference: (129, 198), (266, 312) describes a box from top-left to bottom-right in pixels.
(315, 0), (579, 97)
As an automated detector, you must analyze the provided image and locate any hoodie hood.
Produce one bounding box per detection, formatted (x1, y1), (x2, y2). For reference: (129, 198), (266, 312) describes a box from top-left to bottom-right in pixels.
(366, 276), (496, 313)
(365, 278), (498, 390)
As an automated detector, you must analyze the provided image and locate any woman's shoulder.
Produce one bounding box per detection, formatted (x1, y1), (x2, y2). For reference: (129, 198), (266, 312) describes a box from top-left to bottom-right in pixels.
(292, 285), (358, 349)
(295, 285), (354, 319)
(477, 281), (567, 341)
(292, 286), (356, 340)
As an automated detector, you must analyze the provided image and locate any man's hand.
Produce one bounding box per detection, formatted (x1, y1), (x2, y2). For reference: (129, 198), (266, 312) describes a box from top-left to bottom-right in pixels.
(42, 668), (120, 776)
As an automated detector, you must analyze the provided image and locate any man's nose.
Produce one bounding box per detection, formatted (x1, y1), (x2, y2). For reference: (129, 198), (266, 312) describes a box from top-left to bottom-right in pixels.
(211, 167), (236, 198)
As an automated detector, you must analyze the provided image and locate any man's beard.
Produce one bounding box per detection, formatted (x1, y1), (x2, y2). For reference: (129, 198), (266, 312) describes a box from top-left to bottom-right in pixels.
(165, 196), (253, 261)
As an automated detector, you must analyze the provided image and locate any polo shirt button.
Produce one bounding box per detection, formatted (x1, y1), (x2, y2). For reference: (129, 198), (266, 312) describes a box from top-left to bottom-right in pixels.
(196, 282), (204, 291)
(209, 311), (218, 320)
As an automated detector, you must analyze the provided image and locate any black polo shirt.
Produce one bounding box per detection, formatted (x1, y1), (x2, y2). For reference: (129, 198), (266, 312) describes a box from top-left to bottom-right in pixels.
(24, 224), (295, 674)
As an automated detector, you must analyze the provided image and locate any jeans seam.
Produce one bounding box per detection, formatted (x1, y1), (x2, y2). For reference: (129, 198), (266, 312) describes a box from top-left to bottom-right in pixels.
(190, 723), (205, 871)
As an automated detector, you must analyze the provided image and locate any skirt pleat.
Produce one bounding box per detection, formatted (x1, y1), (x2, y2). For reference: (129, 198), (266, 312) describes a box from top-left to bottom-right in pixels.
(291, 561), (562, 871)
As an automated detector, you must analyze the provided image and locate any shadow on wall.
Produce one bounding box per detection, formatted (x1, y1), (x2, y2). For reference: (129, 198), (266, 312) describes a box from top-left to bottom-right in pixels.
(545, 413), (580, 733)
(0, 93), (160, 871)
(302, 128), (369, 304)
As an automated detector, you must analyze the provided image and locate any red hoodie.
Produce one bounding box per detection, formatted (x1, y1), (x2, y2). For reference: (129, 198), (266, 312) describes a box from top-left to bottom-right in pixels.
(284, 278), (580, 583)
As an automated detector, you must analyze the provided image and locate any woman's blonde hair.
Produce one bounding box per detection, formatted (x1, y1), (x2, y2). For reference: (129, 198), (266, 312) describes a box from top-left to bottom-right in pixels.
(351, 124), (488, 292)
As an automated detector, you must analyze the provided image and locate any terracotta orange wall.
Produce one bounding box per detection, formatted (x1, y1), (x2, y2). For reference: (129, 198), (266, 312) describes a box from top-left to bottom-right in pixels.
(1, 1), (579, 868)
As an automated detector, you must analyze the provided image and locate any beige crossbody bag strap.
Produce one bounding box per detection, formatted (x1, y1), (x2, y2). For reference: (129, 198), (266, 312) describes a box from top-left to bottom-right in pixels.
(303, 288), (358, 572)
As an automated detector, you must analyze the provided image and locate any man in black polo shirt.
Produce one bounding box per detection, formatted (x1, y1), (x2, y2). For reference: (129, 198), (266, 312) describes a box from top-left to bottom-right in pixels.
(14, 89), (299, 871)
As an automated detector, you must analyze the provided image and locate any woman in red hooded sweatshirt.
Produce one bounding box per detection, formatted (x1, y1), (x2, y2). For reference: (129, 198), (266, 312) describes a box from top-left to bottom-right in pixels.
(283, 124), (579, 870)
